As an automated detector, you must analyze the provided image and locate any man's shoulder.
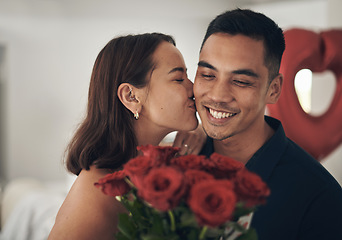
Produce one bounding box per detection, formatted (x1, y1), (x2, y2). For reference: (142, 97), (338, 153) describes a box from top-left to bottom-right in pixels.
(265, 116), (339, 187)
(279, 138), (341, 193)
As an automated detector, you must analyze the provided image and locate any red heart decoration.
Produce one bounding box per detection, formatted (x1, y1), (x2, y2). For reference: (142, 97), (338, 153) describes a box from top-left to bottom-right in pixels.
(267, 28), (342, 160)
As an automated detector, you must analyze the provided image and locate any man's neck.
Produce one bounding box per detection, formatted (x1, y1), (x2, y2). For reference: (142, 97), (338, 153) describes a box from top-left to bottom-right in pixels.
(213, 121), (275, 165)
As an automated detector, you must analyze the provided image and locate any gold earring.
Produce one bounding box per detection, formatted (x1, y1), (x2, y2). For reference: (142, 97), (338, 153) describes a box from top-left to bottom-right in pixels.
(134, 110), (139, 120)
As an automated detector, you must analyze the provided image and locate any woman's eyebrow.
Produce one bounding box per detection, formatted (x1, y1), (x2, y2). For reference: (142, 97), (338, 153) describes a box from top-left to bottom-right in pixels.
(168, 67), (186, 74)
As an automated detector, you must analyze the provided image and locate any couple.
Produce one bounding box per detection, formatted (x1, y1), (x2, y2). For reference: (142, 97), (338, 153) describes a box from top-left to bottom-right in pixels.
(49, 9), (342, 240)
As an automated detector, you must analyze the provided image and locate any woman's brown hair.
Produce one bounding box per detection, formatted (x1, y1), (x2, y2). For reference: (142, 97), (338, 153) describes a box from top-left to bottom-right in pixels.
(66, 33), (176, 175)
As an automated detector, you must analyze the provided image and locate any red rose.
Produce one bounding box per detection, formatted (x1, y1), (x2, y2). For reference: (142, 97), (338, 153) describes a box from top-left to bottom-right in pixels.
(137, 144), (180, 165)
(138, 166), (185, 212)
(234, 168), (270, 207)
(122, 155), (157, 190)
(184, 169), (215, 186)
(209, 153), (244, 178)
(188, 179), (236, 227)
(170, 155), (208, 171)
(94, 171), (131, 197)
(123, 155), (155, 176)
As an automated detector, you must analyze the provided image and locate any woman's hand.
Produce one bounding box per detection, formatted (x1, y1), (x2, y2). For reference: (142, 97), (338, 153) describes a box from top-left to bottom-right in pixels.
(173, 124), (206, 155)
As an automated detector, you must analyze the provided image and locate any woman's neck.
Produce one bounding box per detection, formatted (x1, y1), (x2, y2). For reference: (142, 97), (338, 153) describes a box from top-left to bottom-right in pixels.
(134, 119), (170, 146)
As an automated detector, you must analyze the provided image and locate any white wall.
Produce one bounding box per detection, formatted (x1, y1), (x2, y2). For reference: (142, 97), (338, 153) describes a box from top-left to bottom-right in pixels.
(1, 0), (341, 185)
(0, 0), (231, 182)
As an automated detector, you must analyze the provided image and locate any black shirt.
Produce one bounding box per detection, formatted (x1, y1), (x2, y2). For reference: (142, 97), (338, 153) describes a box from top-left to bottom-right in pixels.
(200, 116), (342, 240)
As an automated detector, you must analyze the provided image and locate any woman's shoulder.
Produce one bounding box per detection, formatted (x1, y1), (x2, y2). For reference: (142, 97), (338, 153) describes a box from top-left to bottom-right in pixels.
(48, 166), (125, 240)
(64, 166), (115, 204)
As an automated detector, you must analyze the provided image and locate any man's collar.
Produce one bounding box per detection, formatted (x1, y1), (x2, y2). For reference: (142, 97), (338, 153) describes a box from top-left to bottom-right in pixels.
(245, 116), (288, 181)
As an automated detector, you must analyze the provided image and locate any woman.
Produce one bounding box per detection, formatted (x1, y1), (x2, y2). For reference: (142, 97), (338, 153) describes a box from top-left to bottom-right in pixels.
(48, 33), (203, 239)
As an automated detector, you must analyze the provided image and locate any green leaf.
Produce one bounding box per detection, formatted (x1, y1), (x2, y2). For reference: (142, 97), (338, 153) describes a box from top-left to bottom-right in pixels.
(233, 203), (255, 220)
(204, 227), (225, 238)
(120, 196), (135, 214)
(115, 231), (131, 240)
(117, 213), (137, 239)
(163, 219), (172, 235)
(150, 212), (165, 235)
(141, 234), (174, 240)
(131, 205), (146, 223)
(179, 210), (198, 228)
(235, 228), (258, 240)
(225, 221), (246, 233)
(184, 228), (199, 240)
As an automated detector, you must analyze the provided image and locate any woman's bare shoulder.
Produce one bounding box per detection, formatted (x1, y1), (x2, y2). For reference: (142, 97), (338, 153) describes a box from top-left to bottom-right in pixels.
(48, 166), (126, 240)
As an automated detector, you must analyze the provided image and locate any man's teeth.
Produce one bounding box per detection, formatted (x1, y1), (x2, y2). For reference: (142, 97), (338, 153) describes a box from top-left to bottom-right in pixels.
(209, 108), (235, 119)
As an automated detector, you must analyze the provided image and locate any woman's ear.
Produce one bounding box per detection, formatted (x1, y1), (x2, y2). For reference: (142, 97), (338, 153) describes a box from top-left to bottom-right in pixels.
(266, 74), (283, 104)
(117, 83), (141, 116)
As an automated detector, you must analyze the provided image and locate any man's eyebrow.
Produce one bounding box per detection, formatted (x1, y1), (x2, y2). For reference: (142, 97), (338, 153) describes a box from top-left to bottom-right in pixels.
(198, 61), (259, 78)
(168, 67), (186, 74)
(232, 69), (259, 78)
(198, 61), (217, 71)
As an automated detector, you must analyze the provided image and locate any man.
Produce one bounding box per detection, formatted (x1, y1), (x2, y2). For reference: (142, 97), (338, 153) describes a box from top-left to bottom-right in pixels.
(194, 8), (342, 240)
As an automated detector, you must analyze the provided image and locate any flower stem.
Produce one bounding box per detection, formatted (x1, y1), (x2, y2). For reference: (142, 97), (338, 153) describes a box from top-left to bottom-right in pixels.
(168, 210), (176, 232)
(124, 177), (135, 188)
(199, 226), (208, 240)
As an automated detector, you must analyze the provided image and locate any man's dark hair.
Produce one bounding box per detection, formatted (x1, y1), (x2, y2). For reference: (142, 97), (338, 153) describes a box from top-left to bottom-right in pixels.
(201, 8), (285, 81)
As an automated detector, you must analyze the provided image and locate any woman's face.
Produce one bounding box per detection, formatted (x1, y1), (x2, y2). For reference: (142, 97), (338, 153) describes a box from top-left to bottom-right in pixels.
(138, 41), (198, 136)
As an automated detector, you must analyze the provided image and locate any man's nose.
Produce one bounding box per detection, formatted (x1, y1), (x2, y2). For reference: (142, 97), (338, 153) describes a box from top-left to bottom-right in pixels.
(207, 80), (234, 103)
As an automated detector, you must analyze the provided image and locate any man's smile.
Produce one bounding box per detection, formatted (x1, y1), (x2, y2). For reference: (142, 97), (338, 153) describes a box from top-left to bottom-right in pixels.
(208, 108), (237, 119)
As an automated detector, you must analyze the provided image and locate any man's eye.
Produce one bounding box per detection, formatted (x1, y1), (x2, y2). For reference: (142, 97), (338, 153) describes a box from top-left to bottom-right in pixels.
(233, 80), (251, 86)
(175, 79), (184, 82)
(202, 74), (215, 79)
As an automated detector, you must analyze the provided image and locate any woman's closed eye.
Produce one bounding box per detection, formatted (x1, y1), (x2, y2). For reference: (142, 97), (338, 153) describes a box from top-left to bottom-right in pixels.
(174, 79), (184, 82)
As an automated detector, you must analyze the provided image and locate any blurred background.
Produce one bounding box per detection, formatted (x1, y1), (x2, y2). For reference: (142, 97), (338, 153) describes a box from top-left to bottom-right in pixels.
(0, 0), (341, 207)
(0, 0), (341, 237)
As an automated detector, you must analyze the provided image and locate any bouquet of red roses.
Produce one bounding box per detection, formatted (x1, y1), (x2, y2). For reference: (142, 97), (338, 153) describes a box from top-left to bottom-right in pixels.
(95, 145), (270, 240)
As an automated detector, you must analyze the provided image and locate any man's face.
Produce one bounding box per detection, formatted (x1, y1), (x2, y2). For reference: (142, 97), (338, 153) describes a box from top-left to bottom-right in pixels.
(194, 33), (275, 141)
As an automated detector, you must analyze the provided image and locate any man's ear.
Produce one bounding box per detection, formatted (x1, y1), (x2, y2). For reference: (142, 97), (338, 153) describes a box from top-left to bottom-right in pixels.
(117, 83), (140, 115)
(266, 74), (283, 104)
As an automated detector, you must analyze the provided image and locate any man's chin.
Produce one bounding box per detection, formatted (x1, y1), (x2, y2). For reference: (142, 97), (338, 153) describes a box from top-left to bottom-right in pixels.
(203, 128), (232, 141)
